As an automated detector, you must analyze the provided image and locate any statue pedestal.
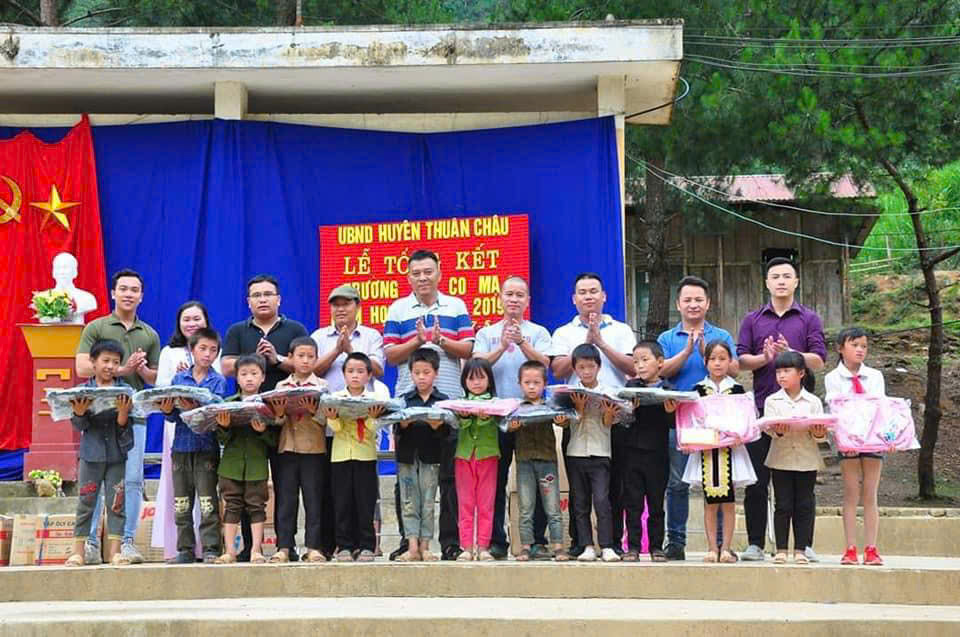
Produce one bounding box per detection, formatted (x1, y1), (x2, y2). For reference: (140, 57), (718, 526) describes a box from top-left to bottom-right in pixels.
(19, 324), (84, 481)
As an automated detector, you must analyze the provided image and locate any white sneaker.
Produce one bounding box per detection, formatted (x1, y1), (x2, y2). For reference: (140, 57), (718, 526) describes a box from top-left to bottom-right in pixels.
(121, 541), (144, 564)
(600, 548), (621, 563)
(741, 544), (766, 561)
(804, 546), (820, 563)
(577, 546), (597, 562)
(83, 541), (102, 566)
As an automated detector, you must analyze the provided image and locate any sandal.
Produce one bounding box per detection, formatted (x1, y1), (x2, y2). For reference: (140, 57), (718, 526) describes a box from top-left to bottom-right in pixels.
(394, 551), (422, 562)
(793, 552), (809, 565)
(250, 552), (267, 564)
(772, 552), (787, 564)
(304, 549), (327, 563)
(703, 550), (719, 563)
(621, 550), (639, 562)
(269, 549), (290, 564)
(110, 553), (131, 566)
(719, 550), (738, 564)
(650, 550), (667, 563)
(65, 553), (84, 567)
(554, 548), (569, 562)
(214, 553), (237, 565)
(516, 548), (531, 562)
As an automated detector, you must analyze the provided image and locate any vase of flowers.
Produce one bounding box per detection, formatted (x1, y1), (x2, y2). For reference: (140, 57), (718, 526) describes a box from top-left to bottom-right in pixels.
(30, 290), (76, 323)
(28, 469), (63, 497)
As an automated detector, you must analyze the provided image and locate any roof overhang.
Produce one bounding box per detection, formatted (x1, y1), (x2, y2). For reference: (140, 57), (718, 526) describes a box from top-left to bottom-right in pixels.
(0, 21), (682, 123)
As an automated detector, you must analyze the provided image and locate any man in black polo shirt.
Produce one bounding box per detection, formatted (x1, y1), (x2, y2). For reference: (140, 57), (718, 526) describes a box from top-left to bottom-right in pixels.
(222, 274), (308, 561)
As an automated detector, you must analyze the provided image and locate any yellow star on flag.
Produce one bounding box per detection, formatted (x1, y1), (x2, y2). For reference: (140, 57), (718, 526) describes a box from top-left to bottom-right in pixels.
(31, 185), (79, 231)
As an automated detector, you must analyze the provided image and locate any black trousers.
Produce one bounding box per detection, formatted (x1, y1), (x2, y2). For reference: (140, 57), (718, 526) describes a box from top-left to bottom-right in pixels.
(566, 456), (613, 549)
(321, 436), (336, 554)
(274, 451), (327, 551)
(743, 433), (773, 548)
(489, 430), (548, 550)
(771, 469), (817, 551)
(613, 447), (667, 553)
(438, 435), (460, 553)
(331, 460), (378, 553)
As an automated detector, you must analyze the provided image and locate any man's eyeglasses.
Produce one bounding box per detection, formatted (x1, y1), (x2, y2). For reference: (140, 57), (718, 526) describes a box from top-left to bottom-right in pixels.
(248, 292), (278, 300)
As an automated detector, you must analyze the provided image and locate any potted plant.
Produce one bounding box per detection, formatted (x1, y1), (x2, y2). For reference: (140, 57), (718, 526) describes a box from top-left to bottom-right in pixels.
(28, 469), (63, 497)
(30, 290), (76, 323)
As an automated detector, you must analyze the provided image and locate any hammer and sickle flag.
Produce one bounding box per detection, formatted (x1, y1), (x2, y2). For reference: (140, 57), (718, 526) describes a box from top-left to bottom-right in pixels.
(0, 115), (108, 450)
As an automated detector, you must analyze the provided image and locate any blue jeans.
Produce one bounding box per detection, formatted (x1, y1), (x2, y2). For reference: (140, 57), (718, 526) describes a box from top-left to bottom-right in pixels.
(397, 458), (440, 541)
(516, 459), (563, 545)
(666, 429), (689, 548)
(88, 424), (146, 546)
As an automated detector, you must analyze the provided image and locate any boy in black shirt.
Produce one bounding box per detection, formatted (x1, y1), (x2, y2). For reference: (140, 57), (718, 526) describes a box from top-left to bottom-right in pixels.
(612, 341), (676, 562)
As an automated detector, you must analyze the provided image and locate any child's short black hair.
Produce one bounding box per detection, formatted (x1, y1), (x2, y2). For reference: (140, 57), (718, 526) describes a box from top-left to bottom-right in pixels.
(90, 339), (124, 361)
(774, 351), (815, 393)
(703, 339), (733, 360)
(235, 353), (266, 374)
(343, 351), (373, 373)
(835, 326), (869, 361)
(518, 359), (547, 382)
(633, 340), (664, 359)
(461, 357), (497, 397)
(409, 347), (440, 371)
(188, 327), (220, 351)
(288, 336), (318, 356)
(571, 343), (601, 367)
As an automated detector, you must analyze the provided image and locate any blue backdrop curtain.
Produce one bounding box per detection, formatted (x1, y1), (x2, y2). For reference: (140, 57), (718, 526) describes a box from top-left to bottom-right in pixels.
(0, 116), (623, 479)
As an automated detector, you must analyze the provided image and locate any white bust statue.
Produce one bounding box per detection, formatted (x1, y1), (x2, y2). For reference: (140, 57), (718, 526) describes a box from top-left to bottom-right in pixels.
(50, 252), (97, 324)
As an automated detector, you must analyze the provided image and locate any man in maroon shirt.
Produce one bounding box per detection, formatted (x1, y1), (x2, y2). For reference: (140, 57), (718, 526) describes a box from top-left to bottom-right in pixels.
(737, 257), (827, 561)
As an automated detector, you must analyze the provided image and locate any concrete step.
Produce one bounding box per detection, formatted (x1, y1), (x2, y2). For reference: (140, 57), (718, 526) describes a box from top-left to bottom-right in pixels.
(3, 557), (960, 606)
(2, 597), (959, 636)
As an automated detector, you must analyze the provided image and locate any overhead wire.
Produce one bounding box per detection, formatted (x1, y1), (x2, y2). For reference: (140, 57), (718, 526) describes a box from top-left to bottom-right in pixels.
(631, 155), (960, 254)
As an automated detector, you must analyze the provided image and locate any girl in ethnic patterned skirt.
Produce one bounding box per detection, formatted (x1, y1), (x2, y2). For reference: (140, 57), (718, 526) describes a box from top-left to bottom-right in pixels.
(683, 340), (757, 564)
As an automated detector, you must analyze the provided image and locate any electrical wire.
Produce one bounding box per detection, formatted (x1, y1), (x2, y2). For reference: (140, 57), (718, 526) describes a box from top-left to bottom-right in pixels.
(685, 54), (960, 77)
(685, 33), (960, 44)
(649, 163), (956, 218)
(632, 155), (960, 253)
(625, 77), (690, 120)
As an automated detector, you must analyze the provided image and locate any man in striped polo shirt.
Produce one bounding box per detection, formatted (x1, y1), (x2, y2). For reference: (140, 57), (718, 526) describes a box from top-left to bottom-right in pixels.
(384, 249), (475, 560)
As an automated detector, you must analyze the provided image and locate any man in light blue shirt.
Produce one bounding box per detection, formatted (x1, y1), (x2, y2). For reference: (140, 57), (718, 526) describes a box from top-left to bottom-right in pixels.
(657, 276), (739, 560)
(473, 276), (553, 559)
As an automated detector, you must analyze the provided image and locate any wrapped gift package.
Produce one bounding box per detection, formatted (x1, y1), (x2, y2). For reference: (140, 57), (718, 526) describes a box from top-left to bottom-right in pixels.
(257, 387), (329, 418)
(545, 385), (632, 424)
(46, 386), (138, 422)
(616, 386), (700, 405)
(504, 403), (579, 428)
(433, 398), (523, 417)
(319, 395), (404, 422)
(676, 393), (760, 451)
(756, 414), (838, 433)
(181, 401), (274, 434)
(133, 385), (222, 417)
(378, 406), (458, 428)
(828, 394), (920, 454)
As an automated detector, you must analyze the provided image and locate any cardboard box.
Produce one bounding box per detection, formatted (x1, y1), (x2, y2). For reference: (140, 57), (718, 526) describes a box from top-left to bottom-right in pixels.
(34, 514), (76, 565)
(9, 515), (38, 566)
(133, 502), (165, 563)
(0, 515), (13, 566)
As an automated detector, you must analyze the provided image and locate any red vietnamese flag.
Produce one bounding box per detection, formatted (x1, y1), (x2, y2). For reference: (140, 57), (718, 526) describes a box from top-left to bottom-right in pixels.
(0, 115), (108, 449)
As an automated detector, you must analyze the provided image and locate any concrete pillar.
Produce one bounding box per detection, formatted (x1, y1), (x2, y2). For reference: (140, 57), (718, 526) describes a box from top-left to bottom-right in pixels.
(597, 75), (631, 325)
(214, 81), (248, 120)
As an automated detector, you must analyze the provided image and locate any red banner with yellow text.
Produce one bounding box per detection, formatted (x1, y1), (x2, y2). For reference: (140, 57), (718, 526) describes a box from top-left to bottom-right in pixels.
(318, 214), (529, 331)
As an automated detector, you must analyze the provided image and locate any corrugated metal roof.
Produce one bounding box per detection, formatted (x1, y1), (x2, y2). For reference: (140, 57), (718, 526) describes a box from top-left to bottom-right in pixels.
(679, 173), (876, 202)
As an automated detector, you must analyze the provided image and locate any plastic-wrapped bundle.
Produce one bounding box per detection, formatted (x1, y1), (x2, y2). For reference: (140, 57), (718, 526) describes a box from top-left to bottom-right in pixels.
(828, 394), (920, 454)
(545, 385), (632, 424)
(433, 398), (523, 417)
(320, 395), (404, 421)
(756, 414), (839, 433)
(180, 401), (275, 434)
(617, 386), (700, 405)
(46, 386), (138, 422)
(257, 387), (329, 418)
(133, 386), (222, 417)
(675, 393), (760, 451)
(377, 407), (458, 429)
(504, 403), (579, 428)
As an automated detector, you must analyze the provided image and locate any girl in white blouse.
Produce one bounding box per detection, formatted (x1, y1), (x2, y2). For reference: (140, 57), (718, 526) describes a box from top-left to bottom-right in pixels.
(824, 327), (886, 567)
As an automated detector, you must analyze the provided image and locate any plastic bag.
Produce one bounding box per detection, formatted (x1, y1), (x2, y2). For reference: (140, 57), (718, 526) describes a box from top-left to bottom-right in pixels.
(180, 400), (274, 434)
(46, 386), (138, 422)
(133, 386), (222, 417)
(675, 393), (760, 451)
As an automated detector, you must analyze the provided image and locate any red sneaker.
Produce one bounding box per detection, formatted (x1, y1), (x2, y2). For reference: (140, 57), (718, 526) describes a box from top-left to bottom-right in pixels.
(840, 546), (859, 565)
(863, 546), (884, 566)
